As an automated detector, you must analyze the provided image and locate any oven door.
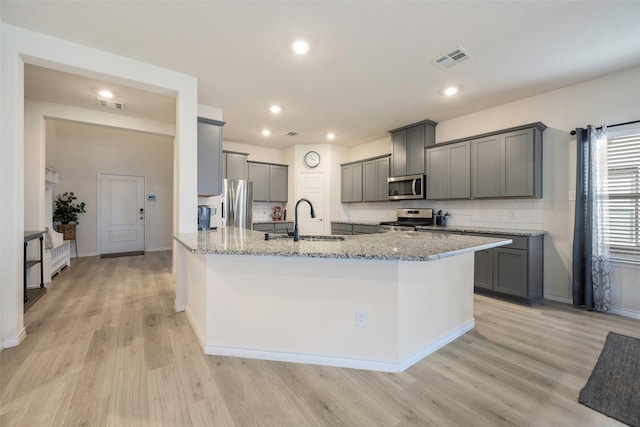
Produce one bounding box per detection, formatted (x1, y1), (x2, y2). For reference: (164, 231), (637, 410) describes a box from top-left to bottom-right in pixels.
(388, 174), (425, 200)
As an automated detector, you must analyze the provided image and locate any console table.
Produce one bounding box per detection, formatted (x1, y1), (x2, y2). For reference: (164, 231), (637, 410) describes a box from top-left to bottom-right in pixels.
(24, 231), (45, 304)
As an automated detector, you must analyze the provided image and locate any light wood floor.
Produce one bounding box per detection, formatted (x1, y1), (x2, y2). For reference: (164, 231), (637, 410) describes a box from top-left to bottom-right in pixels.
(2, 251), (638, 426)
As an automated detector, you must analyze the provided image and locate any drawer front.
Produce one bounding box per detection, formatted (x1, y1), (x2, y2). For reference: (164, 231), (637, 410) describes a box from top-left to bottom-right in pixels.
(331, 223), (353, 233)
(463, 232), (527, 250)
(253, 223), (274, 232)
(353, 225), (380, 234)
(274, 222), (293, 234)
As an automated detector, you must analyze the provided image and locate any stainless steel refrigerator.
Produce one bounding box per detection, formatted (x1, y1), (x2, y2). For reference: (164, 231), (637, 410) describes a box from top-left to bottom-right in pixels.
(223, 179), (253, 229)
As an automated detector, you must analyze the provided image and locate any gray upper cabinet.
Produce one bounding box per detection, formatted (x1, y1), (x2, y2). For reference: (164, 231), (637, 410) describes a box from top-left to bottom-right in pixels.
(223, 151), (249, 180)
(470, 135), (501, 197)
(407, 125), (427, 175)
(197, 117), (225, 196)
(389, 119), (437, 177)
(248, 162), (288, 202)
(269, 165), (288, 202)
(470, 124), (544, 198)
(341, 163), (363, 203)
(362, 156), (390, 202)
(502, 128), (537, 197)
(426, 141), (470, 200)
(390, 130), (407, 178)
(248, 162), (269, 201)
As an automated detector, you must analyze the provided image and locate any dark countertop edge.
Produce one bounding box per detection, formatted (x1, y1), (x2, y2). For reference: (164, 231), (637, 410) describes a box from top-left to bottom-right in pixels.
(330, 220), (382, 226)
(24, 230), (45, 240)
(415, 225), (546, 237)
(253, 221), (294, 225)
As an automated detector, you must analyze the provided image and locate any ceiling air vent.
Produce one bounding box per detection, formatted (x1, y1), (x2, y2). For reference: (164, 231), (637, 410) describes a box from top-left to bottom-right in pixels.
(97, 98), (125, 110)
(432, 47), (472, 69)
(285, 131), (301, 137)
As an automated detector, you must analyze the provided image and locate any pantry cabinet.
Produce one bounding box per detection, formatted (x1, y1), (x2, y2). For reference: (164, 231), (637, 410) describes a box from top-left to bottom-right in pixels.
(197, 117), (225, 196)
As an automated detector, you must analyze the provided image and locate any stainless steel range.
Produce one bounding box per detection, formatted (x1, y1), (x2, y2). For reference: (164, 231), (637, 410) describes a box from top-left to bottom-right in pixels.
(379, 208), (434, 231)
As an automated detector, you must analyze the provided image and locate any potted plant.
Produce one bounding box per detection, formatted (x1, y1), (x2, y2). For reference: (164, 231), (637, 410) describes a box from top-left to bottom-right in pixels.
(53, 192), (86, 240)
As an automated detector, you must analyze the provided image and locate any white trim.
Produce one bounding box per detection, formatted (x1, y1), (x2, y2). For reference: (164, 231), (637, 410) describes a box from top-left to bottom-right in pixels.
(2, 327), (26, 349)
(203, 319), (475, 373)
(185, 306), (205, 347)
(611, 258), (640, 268)
(146, 246), (172, 252)
(610, 306), (640, 320)
(543, 294), (572, 304)
(174, 300), (186, 312)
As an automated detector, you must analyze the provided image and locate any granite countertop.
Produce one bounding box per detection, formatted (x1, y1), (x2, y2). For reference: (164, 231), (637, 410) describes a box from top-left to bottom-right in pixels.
(330, 220), (382, 226)
(173, 227), (511, 262)
(253, 220), (293, 224)
(415, 225), (546, 237)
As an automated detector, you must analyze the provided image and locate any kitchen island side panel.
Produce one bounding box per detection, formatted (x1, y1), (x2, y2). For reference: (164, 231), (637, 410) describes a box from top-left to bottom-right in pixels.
(204, 255), (401, 362)
(397, 253), (475, 361)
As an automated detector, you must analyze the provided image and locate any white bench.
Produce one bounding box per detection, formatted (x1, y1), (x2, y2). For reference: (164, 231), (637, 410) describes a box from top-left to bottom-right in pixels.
(44, 227), (70, 283)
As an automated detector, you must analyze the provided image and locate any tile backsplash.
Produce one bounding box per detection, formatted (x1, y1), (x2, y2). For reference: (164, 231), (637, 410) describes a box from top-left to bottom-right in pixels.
(253, 202), (288, 222)
(348, 199), (544, 230)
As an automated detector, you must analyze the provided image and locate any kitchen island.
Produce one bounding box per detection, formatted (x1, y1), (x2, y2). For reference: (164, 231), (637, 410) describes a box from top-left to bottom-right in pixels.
(173, 227), (510, 372)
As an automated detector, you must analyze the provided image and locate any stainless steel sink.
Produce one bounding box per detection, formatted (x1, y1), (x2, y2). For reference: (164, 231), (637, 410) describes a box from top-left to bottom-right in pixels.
(299, 235), (345, 242)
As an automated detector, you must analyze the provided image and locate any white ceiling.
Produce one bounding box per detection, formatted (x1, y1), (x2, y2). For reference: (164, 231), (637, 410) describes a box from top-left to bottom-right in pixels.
(4, 1), (640, 148)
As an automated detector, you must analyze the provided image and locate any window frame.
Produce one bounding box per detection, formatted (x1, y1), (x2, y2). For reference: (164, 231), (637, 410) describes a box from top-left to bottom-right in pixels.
(606, 124), (640, 262)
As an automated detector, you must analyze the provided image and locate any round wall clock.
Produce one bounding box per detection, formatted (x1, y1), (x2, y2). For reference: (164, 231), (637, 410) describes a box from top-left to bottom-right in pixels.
(304, 151), (321, 168)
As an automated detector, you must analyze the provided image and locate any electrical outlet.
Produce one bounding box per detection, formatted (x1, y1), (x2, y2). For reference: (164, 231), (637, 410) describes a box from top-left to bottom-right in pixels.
(509, 211), (516, 220)
(569, 190), (576, 201)
(355, 309), (367, 327)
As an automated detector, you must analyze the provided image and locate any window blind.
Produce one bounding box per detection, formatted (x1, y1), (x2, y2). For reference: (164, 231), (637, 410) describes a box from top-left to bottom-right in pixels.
(608, 133), (640, 256)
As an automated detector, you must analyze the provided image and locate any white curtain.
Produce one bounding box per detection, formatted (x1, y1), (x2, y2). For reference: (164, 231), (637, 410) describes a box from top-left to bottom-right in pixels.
(590, 126), (611, 312)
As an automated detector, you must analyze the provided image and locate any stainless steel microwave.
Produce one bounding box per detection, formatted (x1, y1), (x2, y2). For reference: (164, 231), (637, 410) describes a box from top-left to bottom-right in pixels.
(388, 174), (426, 200)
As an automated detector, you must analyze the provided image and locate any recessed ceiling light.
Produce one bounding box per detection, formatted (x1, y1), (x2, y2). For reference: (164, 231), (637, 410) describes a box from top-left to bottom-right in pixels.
(270, 105), (282, 114)
(326, 133), (336, 140)
(261, 129), (271, 136)
(292, 40), (310, 55)
(444, 86), (459, 96)
(99, 90), (113, 99)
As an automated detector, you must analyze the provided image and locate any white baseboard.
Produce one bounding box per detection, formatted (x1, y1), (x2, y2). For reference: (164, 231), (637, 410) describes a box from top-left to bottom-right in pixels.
(146, 246), (172, 252)
(202, 319), (475, 373)
(610, 306), (640, 320)
(185, 306), (206, 349)
(543, 295), (640, 320)
(543, 294), (572, 304)
(2, 327), (26, 349)
(174, 300), (186, 312)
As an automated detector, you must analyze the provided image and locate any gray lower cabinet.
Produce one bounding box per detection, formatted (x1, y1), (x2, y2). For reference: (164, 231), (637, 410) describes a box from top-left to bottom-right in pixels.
(248, 162), (288, 202)
(389, 119), (437, 177)
(331, 222), (380, 235)
(362, 156), (390, 202)
(253, 222), (293, 234)
(197, 117), (225, 196)
(470, 124), (543, 198)
(223, 151), (249, 180)
(471, 233), (543, 305)
(341, 163), (363, 203)
(425, 141), (470, 200)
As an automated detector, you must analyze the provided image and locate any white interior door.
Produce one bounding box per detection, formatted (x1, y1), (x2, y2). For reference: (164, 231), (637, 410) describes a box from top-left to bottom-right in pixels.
(100, 173), (145, 254)
(297, 172), (324, 235)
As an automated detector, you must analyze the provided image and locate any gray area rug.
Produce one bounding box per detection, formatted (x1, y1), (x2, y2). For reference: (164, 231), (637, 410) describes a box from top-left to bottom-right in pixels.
(579, 331), (640, 426)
